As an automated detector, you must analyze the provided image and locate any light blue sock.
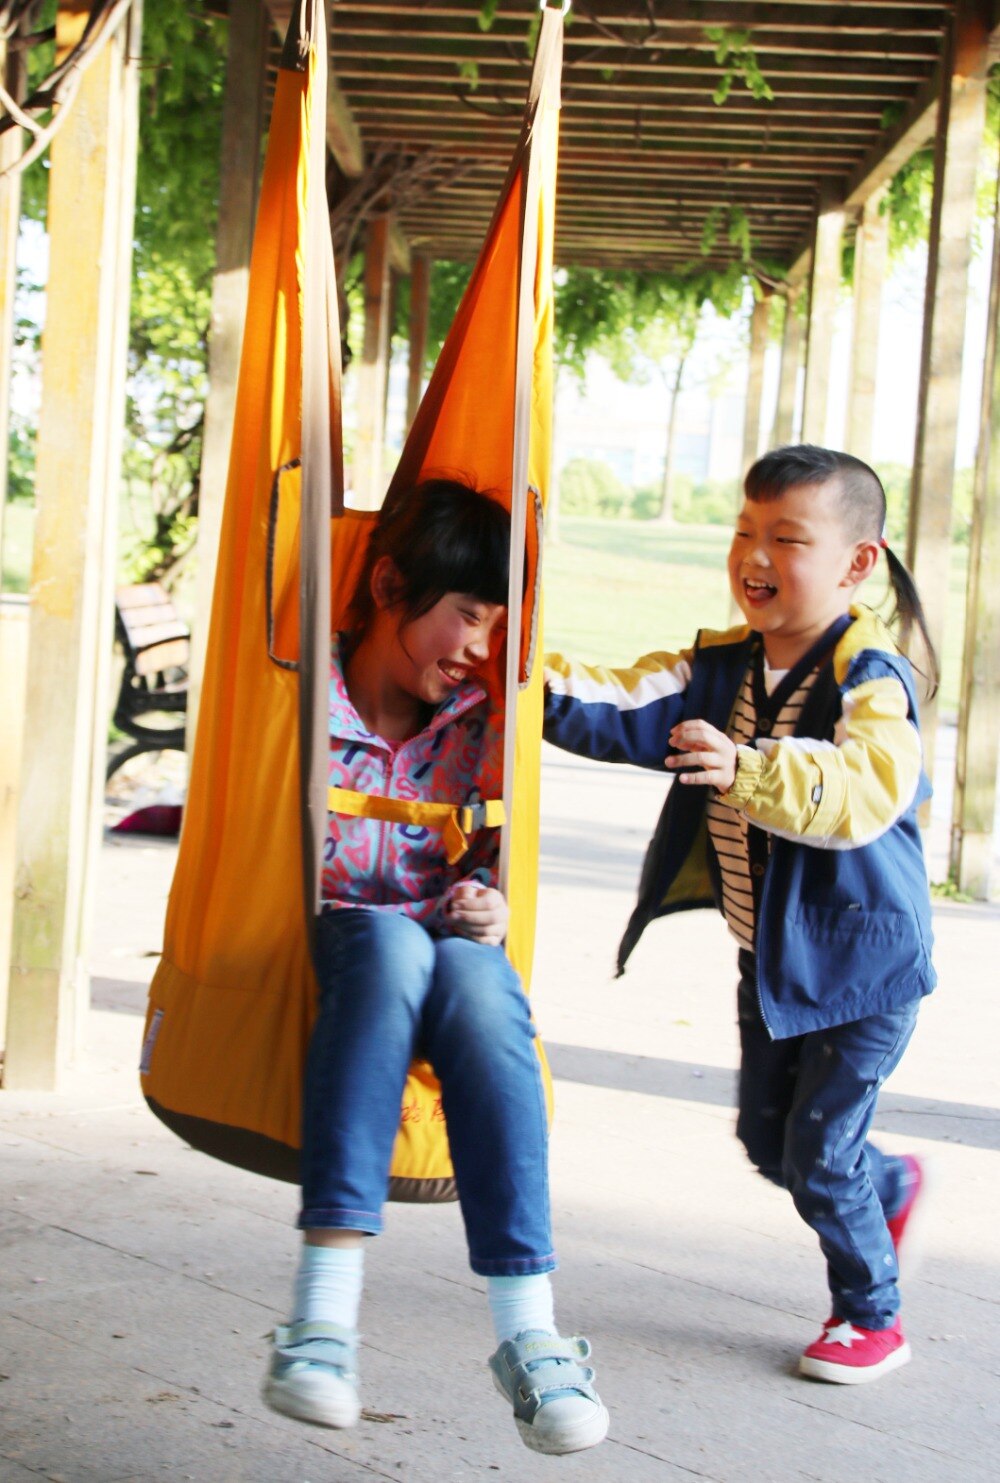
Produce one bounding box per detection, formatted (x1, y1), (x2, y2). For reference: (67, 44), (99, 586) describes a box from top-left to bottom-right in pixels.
(487, 1273), (556, 1343)
(292, 1243), (364, 1330)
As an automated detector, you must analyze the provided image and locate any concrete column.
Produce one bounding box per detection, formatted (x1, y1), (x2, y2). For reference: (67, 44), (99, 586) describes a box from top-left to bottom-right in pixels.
(846, 187), (889, 464)
(801, 203), (846, 444)
(771, 288), (803, 447)
(406, 252), (430, 431)
(3, 2), (143, 1089)
(950, 154), (1000, 898)
(352, 215), (392, 508)
(907, 0), (990, 779)
(187, 0), (267, 759)
(741, 294), (771, 476)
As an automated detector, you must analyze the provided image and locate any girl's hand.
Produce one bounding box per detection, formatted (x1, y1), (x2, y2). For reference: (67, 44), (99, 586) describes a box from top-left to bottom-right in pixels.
(446, 883), (508, 946)
(666, 720), (738, 793)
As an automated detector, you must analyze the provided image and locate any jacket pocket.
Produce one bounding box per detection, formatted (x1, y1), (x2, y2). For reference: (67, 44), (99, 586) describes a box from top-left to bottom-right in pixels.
(796, 901), (905, 944)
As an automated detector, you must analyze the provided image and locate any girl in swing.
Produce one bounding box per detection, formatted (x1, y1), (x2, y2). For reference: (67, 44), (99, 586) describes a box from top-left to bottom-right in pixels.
(263, 478), (609, 1456)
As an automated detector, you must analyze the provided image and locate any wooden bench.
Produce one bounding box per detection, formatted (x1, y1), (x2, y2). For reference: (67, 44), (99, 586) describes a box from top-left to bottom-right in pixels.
(107, 584), (189, 780)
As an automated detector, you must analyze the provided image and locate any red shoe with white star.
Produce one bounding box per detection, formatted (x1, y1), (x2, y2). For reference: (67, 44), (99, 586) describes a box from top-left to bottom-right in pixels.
(799, 1317), (911, 1384)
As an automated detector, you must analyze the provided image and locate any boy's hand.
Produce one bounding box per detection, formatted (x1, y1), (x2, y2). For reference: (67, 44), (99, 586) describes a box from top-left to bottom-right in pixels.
(666, 720), (738, 793)
(446, 883), (508, 946)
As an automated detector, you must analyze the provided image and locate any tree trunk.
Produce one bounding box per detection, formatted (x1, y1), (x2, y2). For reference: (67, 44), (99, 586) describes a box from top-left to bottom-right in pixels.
(657, 353), (687, 523)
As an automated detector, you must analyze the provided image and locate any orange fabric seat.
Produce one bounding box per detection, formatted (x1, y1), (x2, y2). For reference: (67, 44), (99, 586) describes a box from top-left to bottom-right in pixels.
(140, 0), (564, 1199)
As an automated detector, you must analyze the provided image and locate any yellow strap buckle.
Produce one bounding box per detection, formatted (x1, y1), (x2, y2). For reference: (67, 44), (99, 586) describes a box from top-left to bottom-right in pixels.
(327, 787), (506, 865)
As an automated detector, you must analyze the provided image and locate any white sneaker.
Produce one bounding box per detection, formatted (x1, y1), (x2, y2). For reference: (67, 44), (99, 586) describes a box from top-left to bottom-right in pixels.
(488, 1329), (609, 1454)
(263, 1319), (361, 1429)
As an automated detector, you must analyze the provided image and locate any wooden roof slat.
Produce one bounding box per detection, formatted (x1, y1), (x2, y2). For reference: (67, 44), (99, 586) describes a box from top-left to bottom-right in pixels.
(257, 0), (956, 274)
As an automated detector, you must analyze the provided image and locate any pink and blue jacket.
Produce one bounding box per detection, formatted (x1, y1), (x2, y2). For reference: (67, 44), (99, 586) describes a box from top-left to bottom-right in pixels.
(321, 637), (502, 928)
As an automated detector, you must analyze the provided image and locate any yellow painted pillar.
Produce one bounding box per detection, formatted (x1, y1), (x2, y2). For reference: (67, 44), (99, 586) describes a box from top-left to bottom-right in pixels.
(951, 146), (1000, 898)
(352, 214), (391, 508)
(907, 0), (989, 777)
(801, 203), (846, 445)
(3, 1), (143, 1089)
(741, 294), (771, 476)
(406, 252), (430, 431)
(846, 188), (889, 464)
(771, 288), (803, 448)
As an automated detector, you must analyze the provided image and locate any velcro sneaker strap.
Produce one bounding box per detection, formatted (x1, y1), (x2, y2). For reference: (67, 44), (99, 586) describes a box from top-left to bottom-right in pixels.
(272, 1319), (358, 1370)
(328, 786), (506, 865)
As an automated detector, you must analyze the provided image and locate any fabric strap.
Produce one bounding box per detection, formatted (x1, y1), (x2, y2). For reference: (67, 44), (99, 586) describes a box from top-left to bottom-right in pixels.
(327, 786), (506, 865)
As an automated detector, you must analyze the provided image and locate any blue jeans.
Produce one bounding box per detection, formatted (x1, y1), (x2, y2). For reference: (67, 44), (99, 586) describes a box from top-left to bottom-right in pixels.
(300, 908), (556, 1276)
(736, 950), (919, 1329)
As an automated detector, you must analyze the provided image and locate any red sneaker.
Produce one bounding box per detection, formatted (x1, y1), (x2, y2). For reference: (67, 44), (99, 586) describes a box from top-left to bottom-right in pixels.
(886, 1154), (927, 1273)
(799, 1317), (911, 1384)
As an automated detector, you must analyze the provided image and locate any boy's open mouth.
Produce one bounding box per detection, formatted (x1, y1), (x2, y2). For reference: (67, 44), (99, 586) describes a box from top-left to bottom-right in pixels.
(743, 578), (777, 607)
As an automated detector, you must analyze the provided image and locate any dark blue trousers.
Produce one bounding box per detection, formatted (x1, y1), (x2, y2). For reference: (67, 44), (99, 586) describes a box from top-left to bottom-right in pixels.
(736, 950), (919, 1329)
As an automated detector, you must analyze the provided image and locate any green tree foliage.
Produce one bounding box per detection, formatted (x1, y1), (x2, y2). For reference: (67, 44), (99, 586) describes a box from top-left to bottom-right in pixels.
(558, 457), (633, 518)
(123, 1), (227, 586)
(14, 0), (227, 588)
(553, 265), (745, 383)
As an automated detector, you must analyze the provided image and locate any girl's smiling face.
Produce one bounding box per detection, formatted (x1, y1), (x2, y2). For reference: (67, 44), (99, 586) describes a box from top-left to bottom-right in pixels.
(388, 589), (507, 708)
(728, 479), (878, 668)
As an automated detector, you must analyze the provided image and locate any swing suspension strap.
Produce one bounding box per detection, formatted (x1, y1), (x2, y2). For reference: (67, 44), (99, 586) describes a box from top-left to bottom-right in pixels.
(327, 787), (506, 865)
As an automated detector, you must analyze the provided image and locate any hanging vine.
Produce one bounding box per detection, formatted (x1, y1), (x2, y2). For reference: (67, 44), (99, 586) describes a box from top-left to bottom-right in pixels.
(704, 26), (775, 106)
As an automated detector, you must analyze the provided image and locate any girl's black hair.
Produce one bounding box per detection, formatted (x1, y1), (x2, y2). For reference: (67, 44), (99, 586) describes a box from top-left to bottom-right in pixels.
(745, 444), (940, 698)
(348, 477), (510, 637)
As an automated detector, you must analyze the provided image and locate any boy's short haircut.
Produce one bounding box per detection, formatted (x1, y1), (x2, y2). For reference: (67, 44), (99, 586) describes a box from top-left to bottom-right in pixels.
(745, 444), (885, 544)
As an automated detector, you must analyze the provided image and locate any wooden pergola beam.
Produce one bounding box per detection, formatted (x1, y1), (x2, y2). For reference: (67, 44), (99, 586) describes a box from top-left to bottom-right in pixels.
(845, 187), (889, 463)
(406, 252), (430, 431)
(352, 214), (392, 509)
(800, 199), (845, 443)
(771, 288), (804, 447)
(906, 0), (991, 787)
(951, 141), (1000, 897)
(741, 295), (771, 475)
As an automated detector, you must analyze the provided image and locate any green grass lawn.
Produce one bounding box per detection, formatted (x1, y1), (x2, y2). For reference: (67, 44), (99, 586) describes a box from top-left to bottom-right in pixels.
(544, 516), (969, 718)
(0, 504), (33, 595)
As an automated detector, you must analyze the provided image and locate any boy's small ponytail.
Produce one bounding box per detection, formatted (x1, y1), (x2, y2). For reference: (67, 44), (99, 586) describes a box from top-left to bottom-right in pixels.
(882, 540), (940, 700)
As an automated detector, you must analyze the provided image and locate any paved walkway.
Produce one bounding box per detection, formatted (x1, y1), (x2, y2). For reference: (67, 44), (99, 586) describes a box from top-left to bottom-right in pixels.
(2, 744), (999, 1482)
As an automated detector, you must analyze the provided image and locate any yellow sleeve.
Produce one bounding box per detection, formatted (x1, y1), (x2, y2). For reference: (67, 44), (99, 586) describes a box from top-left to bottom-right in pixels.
(717, 676), (922, 848)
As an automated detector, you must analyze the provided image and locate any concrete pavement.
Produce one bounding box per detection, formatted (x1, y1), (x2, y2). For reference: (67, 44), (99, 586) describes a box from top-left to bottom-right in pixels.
(2, 742), (999, 1482)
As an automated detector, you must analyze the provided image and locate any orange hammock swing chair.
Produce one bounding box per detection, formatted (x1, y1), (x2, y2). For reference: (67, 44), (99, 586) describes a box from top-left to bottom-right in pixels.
(139, 0), (566, 1201)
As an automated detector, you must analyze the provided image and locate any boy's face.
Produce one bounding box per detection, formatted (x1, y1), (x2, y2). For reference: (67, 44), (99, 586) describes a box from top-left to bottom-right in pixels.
(728, 478), (876, 668)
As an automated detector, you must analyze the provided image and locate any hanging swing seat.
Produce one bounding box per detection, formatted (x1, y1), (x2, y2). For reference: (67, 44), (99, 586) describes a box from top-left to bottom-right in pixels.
(139, 0), (565, 1201)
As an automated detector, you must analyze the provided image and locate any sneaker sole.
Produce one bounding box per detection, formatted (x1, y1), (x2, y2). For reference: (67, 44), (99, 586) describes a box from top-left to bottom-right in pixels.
(799, 1340), (911, 1385)
(491, 1373), (609, 1454)
(514, 1405), (610, 1455)
(263, 1376), (361, 1429)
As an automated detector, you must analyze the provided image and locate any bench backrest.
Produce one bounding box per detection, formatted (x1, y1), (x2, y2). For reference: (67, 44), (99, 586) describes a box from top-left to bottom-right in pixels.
(115, 584), (190, 678)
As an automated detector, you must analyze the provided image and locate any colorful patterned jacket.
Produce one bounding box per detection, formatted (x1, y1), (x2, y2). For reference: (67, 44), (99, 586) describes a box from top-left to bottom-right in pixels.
(543, 606), (936, 1038)
(322, 637), (502, 928)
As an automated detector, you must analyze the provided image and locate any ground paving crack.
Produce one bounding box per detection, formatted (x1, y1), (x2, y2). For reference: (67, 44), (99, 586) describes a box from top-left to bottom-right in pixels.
(604, 1435), (723, 1479)
(784, 1394), (983, 1466)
